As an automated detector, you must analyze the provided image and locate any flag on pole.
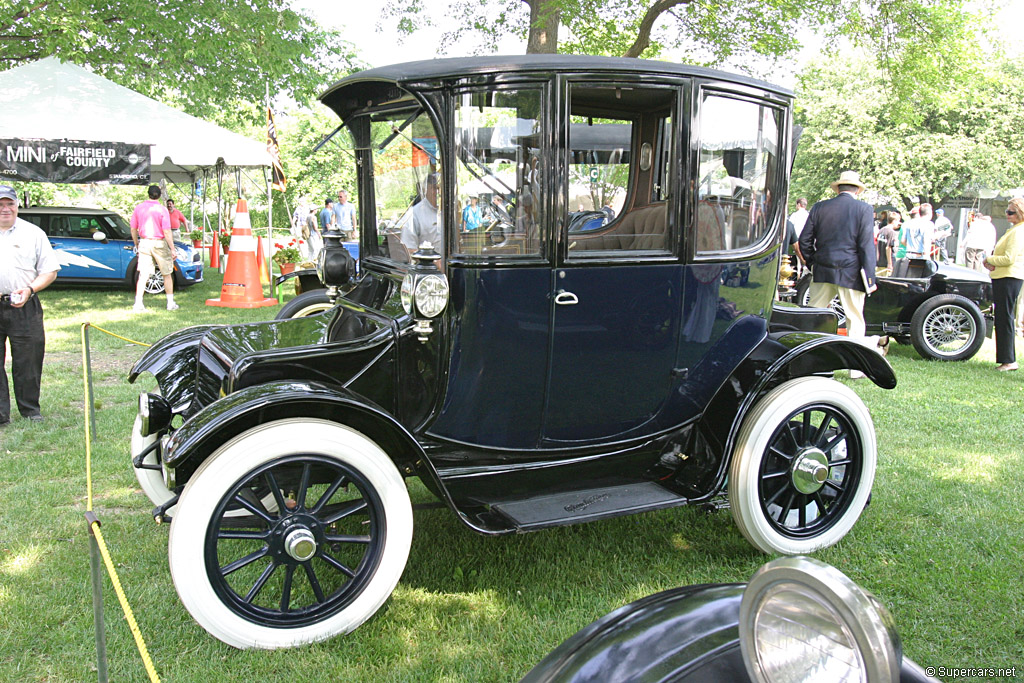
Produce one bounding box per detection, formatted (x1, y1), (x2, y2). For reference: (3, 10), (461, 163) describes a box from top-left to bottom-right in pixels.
(267, 106), (286, 192)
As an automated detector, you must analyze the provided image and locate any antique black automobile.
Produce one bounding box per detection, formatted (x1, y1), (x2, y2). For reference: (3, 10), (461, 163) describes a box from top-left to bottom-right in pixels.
(793, 257), (994, 361)
(521, 556), (939, 683)
(129, 55), (896, 649)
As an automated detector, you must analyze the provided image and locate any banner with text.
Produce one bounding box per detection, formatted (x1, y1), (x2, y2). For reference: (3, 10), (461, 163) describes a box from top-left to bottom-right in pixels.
(0, 138), (151, 184)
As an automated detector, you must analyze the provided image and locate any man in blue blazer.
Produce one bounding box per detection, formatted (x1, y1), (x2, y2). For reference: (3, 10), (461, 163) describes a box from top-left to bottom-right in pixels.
(798, 171), (881, 375)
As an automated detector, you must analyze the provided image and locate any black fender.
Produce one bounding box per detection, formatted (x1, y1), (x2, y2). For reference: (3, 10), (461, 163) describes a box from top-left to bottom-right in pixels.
(274, 268), (324, 295)
(162, 379), (428, 485)
(677, 332), (896, 500)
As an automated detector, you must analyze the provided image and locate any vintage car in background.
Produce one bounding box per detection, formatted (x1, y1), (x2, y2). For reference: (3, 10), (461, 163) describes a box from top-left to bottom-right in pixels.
(521, 556), (938, 683)
(792, 258), (993, 361)
(128, 55), (896, 649)
(18, 206), (203, 294)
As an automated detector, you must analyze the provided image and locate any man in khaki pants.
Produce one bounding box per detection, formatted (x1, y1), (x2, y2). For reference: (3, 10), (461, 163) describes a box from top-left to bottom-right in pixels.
(130, 185), (177, 312)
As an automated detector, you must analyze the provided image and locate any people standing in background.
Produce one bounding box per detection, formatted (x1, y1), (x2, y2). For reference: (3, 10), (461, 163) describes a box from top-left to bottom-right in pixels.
(933, 208), (953, 262)
(332, 190), (357, 240)
(963, 212), (997, 272)
(902, 202), (935, 259)
(798, 171), (881, 378)
(461, 195), (482, 232)
(983, 198), (1024, 371)
(130, 184), (177, 312)
(877, 210), (900, 276)
(166, 199), (188, 241)
(0, 185), (60, 426)
(789, 197), (809, 239)
(302, 207), (317, 261)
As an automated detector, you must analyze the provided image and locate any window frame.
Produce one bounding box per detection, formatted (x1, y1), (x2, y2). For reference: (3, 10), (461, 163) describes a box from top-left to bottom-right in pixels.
(447, 81), (551, 265)
(557, 75), (684, 265)
(689, 84), (788, 264)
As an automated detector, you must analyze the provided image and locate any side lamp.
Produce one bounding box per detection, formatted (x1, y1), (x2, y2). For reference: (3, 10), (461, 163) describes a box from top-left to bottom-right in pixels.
(317, 226), (357, 293)
(401, 242), (449, 342)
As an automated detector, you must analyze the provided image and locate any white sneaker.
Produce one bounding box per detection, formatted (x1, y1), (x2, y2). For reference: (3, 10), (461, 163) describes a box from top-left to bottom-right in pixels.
(132, 303), (146, 313)
(166, 302), (179, 311)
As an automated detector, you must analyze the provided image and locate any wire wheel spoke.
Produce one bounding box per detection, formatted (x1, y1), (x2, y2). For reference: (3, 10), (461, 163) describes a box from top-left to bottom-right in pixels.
(244, 561), (278, 604)
(221, 547), (270, 577)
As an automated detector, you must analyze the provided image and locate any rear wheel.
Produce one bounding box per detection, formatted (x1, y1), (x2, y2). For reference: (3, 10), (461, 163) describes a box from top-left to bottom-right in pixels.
(910, 294), (985, 361)
(729, 377), (876, 555)
(168, 419), (412, 649)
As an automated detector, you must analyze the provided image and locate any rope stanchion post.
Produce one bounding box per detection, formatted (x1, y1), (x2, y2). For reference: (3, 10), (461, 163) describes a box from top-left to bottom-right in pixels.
(83, 323), (97, 440)
(81, 322), (160, 683)
(87, 512), (109, 683)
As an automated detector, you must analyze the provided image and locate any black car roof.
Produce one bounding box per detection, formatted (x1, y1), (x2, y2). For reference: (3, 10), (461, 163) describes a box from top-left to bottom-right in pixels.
(320, 54), (792, 119)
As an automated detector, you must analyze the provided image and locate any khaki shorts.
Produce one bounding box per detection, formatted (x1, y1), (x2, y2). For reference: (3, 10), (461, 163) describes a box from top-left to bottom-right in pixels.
(138, 239), (174, 277)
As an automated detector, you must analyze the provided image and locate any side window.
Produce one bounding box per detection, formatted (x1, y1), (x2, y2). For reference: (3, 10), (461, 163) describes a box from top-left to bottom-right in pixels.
(369, 109), (443, 263)
(49, 215), (71, 237)
(565, 84), (676, 255)
(696, 93), (780, 254)
(69, 215), (103, 238)
(453, 87), (544, 258)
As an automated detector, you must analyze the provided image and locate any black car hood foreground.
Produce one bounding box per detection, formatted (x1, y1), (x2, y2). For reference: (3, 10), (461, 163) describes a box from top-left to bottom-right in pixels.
(128, 313), (341, 416)
(520, 583), (937, 683)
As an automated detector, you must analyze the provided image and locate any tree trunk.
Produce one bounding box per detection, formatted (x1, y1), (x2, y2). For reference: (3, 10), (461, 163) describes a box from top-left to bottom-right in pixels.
(524, 0), (560, 54)
(623, 0), (692, 58)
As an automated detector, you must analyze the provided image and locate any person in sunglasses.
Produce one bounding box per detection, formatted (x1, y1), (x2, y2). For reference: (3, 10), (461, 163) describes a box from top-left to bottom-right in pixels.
(983, 197), (1024, 371)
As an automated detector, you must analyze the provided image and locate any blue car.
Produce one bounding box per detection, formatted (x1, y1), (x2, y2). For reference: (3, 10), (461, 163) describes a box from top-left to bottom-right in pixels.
(18, 206), (203, 293)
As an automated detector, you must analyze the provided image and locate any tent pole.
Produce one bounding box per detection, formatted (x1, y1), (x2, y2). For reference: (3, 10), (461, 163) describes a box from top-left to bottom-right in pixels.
(264, 165), (276, 298)
(217, 164), (224, 273)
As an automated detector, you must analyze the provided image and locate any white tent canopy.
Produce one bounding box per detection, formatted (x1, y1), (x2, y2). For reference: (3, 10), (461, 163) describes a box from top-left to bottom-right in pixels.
(0, 57), (270, 184)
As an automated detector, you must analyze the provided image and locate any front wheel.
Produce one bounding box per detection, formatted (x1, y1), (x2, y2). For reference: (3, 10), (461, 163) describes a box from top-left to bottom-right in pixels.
(910, 294), (985, 361)
(168, 419), (413, 649)
(275, 290), (334, 320)
(729, 377), (876, 555)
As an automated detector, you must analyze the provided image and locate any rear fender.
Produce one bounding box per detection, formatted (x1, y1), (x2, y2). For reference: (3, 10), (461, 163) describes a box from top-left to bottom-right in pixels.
(678, 333), (895, 500)
(162, 380), (428, 485)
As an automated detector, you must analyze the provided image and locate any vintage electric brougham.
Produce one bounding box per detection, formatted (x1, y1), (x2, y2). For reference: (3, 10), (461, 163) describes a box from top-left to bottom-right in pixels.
(129, 56), (896, 649)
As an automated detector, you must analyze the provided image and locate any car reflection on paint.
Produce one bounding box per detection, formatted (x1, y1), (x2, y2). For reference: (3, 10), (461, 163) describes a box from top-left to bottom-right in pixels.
(127, 55), (897, 650)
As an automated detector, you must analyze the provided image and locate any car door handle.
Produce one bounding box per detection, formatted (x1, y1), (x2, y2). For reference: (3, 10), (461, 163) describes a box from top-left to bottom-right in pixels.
(554, 290), (578, 306)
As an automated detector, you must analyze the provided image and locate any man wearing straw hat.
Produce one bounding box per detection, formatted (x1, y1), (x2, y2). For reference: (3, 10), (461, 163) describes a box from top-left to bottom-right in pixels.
(798, 171), (881, 377)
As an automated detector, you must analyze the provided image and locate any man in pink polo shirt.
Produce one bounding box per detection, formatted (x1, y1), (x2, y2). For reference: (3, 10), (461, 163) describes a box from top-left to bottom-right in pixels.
(130, 185), (177, 312)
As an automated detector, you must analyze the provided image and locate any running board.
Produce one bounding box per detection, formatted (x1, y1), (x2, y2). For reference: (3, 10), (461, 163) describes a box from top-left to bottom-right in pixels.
(490, 481), (685, 531)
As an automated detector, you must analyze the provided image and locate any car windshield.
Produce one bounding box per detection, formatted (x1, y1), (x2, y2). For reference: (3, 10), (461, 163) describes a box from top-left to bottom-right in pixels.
(368, 108), (442, 263)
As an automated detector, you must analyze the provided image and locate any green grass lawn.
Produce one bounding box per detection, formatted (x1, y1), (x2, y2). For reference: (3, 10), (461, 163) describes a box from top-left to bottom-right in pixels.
(1, 271), (1023, 682)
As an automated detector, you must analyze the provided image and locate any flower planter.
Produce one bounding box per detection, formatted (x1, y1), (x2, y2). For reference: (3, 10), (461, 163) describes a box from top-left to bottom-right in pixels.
(278, 262), (296, 275)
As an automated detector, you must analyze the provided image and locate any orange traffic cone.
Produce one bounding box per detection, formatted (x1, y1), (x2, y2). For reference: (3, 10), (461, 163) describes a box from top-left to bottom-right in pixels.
(210, 236), (220, 269)
(206, 199), (278, 308)
(256, 235), (270, 285)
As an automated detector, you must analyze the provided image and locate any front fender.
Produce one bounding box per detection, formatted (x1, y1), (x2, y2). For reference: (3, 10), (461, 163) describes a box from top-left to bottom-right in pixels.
(162, 379), (425, 482)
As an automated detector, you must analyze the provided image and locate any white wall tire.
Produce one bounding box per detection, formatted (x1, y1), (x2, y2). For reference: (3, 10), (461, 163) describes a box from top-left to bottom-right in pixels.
(130, 413), (176, 512)
(728, 377), (876, 555)
(168, 418), (413, 649)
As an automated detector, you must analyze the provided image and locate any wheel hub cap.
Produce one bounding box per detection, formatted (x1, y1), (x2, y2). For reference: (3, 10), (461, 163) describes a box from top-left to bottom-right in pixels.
(791, 448), (830, 494)
(284, 528), (317, 561)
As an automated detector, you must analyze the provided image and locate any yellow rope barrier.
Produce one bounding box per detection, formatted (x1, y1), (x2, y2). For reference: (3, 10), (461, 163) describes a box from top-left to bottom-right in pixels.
(81, 323), (161, 683)
(85, 322), (152, 348)
(87, 518), (162, 683)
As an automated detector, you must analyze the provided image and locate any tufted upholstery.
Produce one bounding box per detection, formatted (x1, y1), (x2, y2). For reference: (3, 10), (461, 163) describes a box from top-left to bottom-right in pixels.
(570, 203), (667, 252)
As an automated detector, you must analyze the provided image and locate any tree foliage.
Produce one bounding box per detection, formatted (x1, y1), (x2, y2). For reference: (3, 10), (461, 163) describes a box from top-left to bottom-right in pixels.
(791, 50), (1024, 209)
(383, 0), (988, 121)
(0, 0), (357, 122)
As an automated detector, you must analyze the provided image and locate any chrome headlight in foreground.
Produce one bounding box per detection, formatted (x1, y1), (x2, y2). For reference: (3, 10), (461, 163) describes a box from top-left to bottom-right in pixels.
(413, 274), (449, 318)
(739, 557), (901, 683)
(138, 392), (172, 437)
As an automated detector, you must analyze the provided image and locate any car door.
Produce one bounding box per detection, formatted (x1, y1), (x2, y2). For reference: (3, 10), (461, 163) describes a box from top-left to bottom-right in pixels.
(47, 213), (127, 281)
(541, 80), (685, 445)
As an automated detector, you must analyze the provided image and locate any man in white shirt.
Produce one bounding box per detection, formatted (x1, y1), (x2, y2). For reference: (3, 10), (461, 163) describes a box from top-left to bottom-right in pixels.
(332, 190), (357, 240)
(400, 174), (443, 260)
(0, 185), (60, 425)
(789, 197), (809, 238)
